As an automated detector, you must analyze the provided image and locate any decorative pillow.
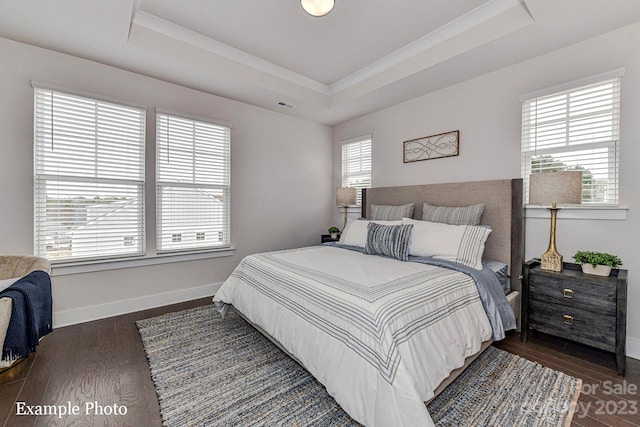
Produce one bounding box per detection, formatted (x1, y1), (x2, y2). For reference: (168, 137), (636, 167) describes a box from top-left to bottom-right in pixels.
(484, 260), (510, 295)
(402, 217), (491, 270)
(371, 203), (415, 221)
(422, 202), (485, 225)
(364, 223), (414, 262)
(339, 218), (402, 248)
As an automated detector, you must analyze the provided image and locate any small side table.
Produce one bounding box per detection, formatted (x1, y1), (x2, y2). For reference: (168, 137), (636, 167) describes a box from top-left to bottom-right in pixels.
(522, 259), (627, 375)
(321, 234), (339, 244)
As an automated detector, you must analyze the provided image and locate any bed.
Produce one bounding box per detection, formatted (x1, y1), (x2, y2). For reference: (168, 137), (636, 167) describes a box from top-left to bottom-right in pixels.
(213, 178), (524, 427)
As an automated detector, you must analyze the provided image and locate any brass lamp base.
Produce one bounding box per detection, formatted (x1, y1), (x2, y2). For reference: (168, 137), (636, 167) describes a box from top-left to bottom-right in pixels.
(540, 249), (563, 272)
(342, 205), (349, 230)
(540, 204), (564, 272)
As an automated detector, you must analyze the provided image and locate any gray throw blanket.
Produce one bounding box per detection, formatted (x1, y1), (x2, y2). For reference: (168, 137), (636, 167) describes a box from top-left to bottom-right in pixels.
(1, 270), (53, 360)
(323, 242), (516, 340)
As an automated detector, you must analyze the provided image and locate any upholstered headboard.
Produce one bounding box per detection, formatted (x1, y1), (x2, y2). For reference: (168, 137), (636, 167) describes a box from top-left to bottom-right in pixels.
(362, 178), (524, 293)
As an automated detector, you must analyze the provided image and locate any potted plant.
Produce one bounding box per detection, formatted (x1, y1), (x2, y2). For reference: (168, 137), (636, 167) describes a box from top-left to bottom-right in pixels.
(328, 226), (341, 240)
(573, 251), (622, 276)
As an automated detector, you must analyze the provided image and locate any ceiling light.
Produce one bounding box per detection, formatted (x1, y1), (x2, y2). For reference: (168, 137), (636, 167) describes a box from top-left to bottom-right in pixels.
(301, 0), (335, 17)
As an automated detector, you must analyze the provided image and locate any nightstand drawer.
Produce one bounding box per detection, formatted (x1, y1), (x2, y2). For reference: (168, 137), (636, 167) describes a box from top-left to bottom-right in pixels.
(529, 299), (616, 350)
(529, 274), (615, 313)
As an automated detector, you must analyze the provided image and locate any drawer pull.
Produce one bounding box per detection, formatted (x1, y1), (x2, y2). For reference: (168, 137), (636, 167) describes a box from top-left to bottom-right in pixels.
(563, 315), (574, 326)
(563, 289), (575, 299)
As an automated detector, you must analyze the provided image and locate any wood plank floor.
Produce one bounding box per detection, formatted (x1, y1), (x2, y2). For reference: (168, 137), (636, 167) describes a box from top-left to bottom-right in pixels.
(1, 298), (638, 426)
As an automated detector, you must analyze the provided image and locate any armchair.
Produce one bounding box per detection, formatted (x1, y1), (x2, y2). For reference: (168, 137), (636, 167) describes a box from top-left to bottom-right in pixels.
(0, 255), (51, 370)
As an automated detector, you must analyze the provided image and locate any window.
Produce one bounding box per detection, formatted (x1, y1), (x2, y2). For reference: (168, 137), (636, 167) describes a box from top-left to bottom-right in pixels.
(341, 135), (372, 206)
(156, 112), (231, 252)
(521, 71), (622, 205)
(34, 87), (146, 261)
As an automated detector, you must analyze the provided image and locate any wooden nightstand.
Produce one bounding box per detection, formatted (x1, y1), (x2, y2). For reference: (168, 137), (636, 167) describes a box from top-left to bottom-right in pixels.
(522, 259), (627, 375)
(321, 234), (339, 244)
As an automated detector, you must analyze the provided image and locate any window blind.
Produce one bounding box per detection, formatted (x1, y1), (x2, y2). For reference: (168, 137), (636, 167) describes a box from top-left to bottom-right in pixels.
(34, 88), (146, 261)
(156, 113), (231, 252)
(521, 76), (621, 204)
(341, 136), (372, 206)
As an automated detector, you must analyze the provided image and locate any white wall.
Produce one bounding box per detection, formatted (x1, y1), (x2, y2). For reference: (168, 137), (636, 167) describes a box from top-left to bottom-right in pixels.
(333, 22), (640, 358)
(0, 37), (333, 325)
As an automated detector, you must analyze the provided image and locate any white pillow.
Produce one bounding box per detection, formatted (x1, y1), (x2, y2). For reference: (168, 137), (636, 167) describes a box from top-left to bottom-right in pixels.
(402, 217), (491, 270)
(0, 277), (20, 292)
(339, 218), (402, 248)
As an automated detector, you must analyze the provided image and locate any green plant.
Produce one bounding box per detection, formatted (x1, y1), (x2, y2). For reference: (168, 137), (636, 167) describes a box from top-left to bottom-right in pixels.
(573, 251), (623, 268)
(328, 226), (340, 234)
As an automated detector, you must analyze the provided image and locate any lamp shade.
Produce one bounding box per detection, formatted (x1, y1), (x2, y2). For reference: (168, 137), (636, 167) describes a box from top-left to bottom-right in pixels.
(336, 187), (357, 206)
(301, 0), (335, 16)
(529, 171), (583, 205)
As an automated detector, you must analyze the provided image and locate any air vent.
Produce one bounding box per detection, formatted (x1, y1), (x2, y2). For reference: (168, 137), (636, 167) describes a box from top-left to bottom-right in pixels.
(277, 101), (295, 108)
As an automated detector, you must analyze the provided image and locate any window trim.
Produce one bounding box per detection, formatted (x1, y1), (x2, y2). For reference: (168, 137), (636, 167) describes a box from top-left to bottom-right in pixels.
(31, 80), (148, 111)
(155, 110), (232, 253)
(50, 247), (235, 276)
(155, 107), (234, 130)
(525, 205), (627, 221)
(33, 85), (147, 263)
(30, 83), (238, 268)
(341, 134), (372, 207)
(519, 68), (625, 103)
(520, 70), (623, 206)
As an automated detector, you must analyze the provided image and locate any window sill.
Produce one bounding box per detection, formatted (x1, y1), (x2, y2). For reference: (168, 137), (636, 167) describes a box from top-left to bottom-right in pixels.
(525, 205), (627, 221)
(51, 247), (235, 277)
(336, 205), (362, 213)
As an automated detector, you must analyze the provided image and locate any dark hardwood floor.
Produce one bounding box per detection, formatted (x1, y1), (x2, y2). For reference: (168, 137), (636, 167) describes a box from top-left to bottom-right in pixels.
(1, 298), (638, 426)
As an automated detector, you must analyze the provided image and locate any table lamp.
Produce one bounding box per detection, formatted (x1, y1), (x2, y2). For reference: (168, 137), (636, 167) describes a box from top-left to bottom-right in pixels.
(529, 171), (582, 272)
(336, 187), (357, 230)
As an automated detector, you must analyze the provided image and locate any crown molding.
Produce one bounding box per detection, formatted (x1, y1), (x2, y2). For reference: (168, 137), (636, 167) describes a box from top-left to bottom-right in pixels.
(329, 0), (533, 95)
(130, 10), (330, 96)
(129, 0), (533, 108)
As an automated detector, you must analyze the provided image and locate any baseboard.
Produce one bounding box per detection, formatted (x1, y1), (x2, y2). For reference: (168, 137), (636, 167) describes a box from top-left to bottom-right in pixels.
(53, 282), (223, 328)
(627, 336), (640, 361)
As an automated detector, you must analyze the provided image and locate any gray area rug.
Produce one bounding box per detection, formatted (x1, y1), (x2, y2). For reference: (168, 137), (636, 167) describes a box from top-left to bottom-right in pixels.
(137, 305), (581, 426)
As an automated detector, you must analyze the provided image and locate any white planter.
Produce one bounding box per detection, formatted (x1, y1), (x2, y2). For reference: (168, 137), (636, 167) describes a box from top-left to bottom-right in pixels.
(330, 233), (338, 239)
(581, 264), (612, 277)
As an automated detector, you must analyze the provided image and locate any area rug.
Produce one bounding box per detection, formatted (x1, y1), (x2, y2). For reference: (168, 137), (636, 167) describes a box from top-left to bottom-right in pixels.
(137, 305), (582, 426)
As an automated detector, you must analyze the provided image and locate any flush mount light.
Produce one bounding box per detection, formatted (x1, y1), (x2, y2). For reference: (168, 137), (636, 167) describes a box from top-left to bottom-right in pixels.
(301, 0), (335, 17)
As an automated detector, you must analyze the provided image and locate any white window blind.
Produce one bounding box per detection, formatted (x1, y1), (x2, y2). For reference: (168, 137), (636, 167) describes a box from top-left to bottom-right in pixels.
(521, 74), (621, 205)
(34, 87), (146, 261)
(156, 112), (231, 252)
(341, 136), (372, 206)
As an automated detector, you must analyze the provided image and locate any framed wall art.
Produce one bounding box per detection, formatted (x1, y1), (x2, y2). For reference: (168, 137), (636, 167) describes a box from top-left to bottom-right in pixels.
(403, 130), (459, 163)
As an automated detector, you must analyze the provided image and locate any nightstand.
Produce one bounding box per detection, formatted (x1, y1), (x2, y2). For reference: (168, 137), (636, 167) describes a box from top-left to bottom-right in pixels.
(321, 234), (339, 244)
(522, 259), (627, 375)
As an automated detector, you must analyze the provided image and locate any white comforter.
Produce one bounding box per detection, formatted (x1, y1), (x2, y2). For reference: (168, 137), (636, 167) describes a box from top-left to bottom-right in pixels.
(213, 246), (492, 426)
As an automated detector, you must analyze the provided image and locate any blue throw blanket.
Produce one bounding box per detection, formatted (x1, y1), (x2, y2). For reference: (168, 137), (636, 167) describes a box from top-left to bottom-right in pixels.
(1, 270), (52, 360)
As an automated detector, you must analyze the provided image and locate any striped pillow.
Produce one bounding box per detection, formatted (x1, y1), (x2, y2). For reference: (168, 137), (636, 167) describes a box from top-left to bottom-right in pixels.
(422, 202), (485, 225)
(339, 218), (402, 248)
(371, 203), (415, 221)
(364, 223), (414, 262)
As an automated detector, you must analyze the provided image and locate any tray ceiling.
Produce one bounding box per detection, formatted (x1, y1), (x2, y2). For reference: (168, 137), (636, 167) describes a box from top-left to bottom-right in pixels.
(1, 0), (639, 125)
